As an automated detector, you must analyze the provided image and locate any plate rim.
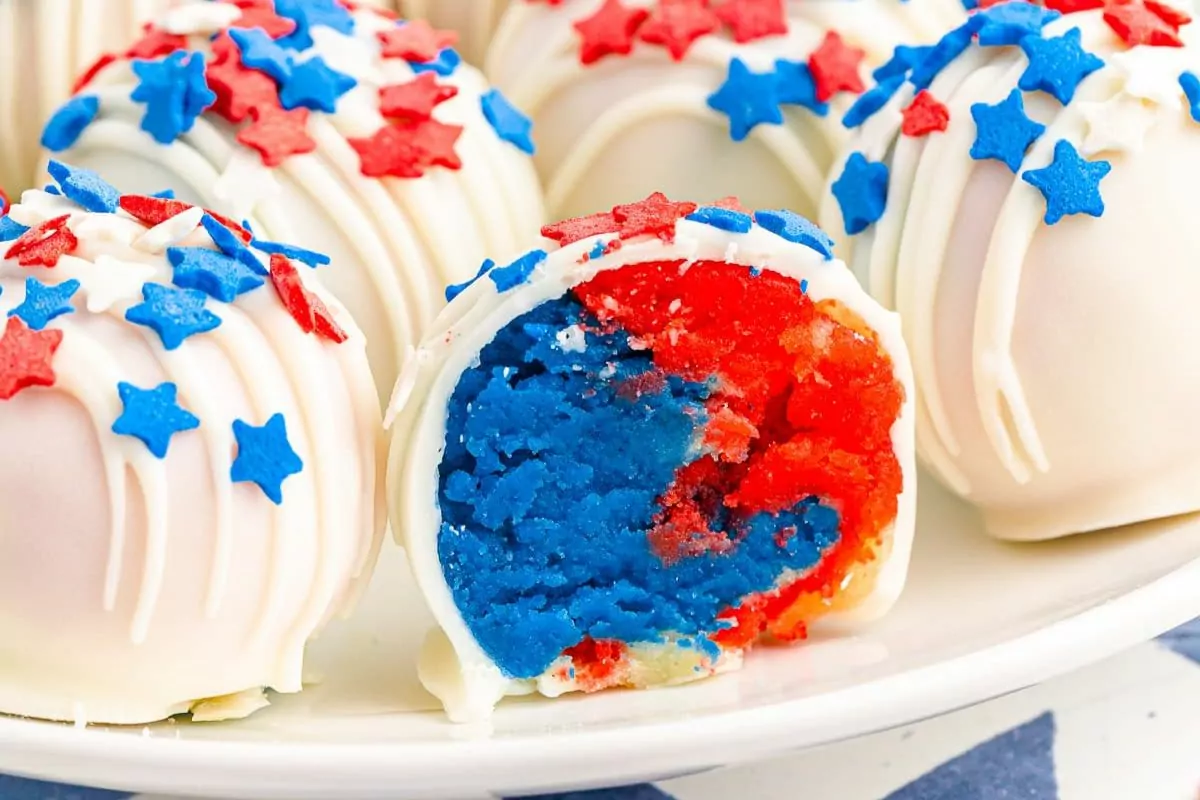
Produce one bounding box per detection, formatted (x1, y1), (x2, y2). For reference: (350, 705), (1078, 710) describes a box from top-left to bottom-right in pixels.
(0, 549), (1196, 799)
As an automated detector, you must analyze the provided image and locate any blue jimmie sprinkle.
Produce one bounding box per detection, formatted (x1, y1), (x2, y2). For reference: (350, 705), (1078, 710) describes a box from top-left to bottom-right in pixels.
(481, 89), (536, 154)
(41, 95), (100, 152)
(488, 249), (547, 293)
(446, 258), (495, 302)
(754, 209), (835, 259)
(588, 240), (608, 260)
(409, 48), (462, 77)
(910, 16), (984, 91)
(250, 237), (331, 267)
(437, 296), (841, 679)
(843, 74), (905, 129)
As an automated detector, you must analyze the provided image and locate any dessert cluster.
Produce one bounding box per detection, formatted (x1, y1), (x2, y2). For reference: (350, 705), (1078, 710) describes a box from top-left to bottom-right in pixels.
(0, 0), (1192, 724)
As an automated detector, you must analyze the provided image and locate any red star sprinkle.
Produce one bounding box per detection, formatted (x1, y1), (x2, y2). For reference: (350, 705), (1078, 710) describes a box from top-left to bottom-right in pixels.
(72, 53), (119, 94)
(269, 254), (348, 344)
(125, 24), (189, 60)
(713, 0), (788, 43)
(541, 211), (621, 246)
(206, 33), (284, 123)
(612, 193), (698, 242)
(238, 106), (317, 167)
(378, 19), (459, 62)
(901, 91), (950, 137)
(4, 215), (78, 268)
(228, 0), (299, 39)
(1143, 0), (1192, 28)
(808, 31), (866, 102)
(1103, 0), (1187, 47)
(0, 317), (63, 400)
(639, 0), (722, 61)
(350, 125), (427, 178)
(574, 0), (650, 65)
(379, 73), (459, 122)
(409, 119), (464, 170)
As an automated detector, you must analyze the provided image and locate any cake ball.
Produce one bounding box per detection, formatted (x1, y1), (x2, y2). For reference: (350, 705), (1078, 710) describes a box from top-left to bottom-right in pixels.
(0, 0), (179, 193)
(820, 2), (1200, 540)
(387, 195), (916, 721)
(40, 0), (545, 405)
(0, 162), (384, 724)
(484, 0), (967, 221)
(402, 0), (512, 65)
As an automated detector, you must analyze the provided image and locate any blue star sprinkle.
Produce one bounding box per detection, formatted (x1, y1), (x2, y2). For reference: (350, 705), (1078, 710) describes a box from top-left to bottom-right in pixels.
(152, 188), (176, 199)
(976, 2), (1060, 47)
(773, 59), (828, 116)
(230, 27), (294, 83)
(686, 206), (753, 233)
(1022, 139), (1110, 225)
(910, 16), (984, 91)
(250, 237), (331, 267)
(231, 413), (304, 504)
(279, 56), (356, 113)
(489, 249), (548, 292)
(111, 382), (200, 458)
(481, 89), (536, 154)
(754, 209), (835, 259)
(131, 51), (217, 145)
(843, 74), (905, 129)
(7, 277), (80, 330)
(1018, 27), (1104, 105)
(1181, 71), (1200, 122)
(0, 216), (29, 242)
(41, 95), (100, 152)
(408, 48), (462, 77)
(707, 57), (783, 142)
(873, 44), (933, 83)
(125, 283), (223, 350)
(446, 258), (494, 302)
(831, 152), (890, 236)
(970, 89), (1046, 172)
(46, 160), (120, 213)
(275, 0), (355, 50)
(168, 246), (266, 302)
(201, 214), (267, 276)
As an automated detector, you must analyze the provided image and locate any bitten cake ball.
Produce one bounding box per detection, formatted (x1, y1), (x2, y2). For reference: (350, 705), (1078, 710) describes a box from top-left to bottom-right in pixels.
(387, 195), (916, 721)
(0, 0), (177, 193)
(41, 0), (545, 405)
(820, 2), (1200, 540)
(484, 0), (967, 221)
(0, 162), (384, 724)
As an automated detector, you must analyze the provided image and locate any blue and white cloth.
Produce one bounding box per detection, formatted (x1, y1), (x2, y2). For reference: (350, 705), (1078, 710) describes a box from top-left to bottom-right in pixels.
(9, 620), (1200, 800)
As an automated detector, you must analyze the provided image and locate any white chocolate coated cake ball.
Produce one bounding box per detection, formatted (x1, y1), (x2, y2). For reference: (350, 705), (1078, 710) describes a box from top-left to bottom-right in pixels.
(0, 0), (178, 193)
(42, 0), (545, 406)
(820, 5), (1200, 540)
(485, 0), (967, 221)
(0, 162), (384, 724)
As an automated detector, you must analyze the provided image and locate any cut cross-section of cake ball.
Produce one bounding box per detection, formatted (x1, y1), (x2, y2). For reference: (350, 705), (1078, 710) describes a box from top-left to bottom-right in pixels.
(387, 195), (916, 722)
(0, 0), (179, 193)
(484, 0), (967, 221)
(40, 0), (545, 405)
(0, 162), (384, 725)
(820, 3), (1200, 541)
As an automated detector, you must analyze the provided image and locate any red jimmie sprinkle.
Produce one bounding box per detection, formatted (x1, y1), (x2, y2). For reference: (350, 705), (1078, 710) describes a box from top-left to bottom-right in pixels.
(72, 53), (119, 94)
(119, 195), (253, 243)
(0, 317), (63, 400)
(638, 0), (722, 61)
(4, 215), (78, 268)
(808, 30), (867, 102)
(901, 90), (951, 137)
(269, 254), (349, 344)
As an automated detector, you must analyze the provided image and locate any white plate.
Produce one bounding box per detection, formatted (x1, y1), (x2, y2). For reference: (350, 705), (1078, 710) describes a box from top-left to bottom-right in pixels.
(2, 474), (1199, 800)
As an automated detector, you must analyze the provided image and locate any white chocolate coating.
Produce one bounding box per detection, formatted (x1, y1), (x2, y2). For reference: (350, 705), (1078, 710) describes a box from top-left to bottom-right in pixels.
(485, 0), (966, 221)
(386, 213), (917, 722)
(0, 182), (385, 724)
(0, 0), (177, 194)
(45, 2), (545, 406)
(403, 0), (513, 66)
(820, 11), (1200, 540)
